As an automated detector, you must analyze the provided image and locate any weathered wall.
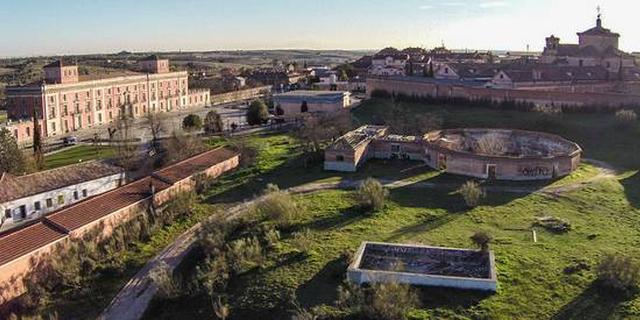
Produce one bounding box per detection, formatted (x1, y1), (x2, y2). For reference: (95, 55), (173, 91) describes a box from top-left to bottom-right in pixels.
(367, 77), (640, 109)
(209, 86), (272, 106)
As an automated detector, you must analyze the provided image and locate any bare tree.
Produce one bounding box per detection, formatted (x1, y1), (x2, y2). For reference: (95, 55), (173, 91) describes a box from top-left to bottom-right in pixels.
(114, 115), (138, 170)
(145, 112), (167, 152)
(295, 110), (351, 158)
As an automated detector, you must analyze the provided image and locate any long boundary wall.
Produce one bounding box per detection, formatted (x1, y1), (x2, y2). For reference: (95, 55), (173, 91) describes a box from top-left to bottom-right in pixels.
(209, 86), (272, 106)
(367, 77), (640, 109)
(0, 150), (239, 306)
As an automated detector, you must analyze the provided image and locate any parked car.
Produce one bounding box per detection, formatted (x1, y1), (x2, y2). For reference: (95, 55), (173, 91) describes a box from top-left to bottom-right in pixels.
(62, 136), (78, 146)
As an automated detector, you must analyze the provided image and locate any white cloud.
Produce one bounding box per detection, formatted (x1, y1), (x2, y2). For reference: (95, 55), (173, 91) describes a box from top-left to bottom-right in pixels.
(419, 5), (434, 10)
(478, 1), (511, 9)
(441, 1), (465, 6)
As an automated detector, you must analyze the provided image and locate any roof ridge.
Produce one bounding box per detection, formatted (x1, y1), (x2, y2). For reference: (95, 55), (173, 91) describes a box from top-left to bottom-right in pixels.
(15, 159), (118, 179)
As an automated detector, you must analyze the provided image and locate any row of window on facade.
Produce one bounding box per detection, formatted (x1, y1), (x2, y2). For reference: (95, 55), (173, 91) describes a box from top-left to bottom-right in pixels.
(3, 189), (89, 221)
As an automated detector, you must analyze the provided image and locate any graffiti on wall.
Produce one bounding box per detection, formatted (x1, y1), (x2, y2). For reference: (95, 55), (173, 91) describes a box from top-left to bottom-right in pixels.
(521, 166), (550, 177)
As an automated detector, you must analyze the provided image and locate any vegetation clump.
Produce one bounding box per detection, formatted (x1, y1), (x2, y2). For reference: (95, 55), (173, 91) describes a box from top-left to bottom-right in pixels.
(254, 184), (303, 227)
(470, 231), (493, 252)
(337, 281), (419, 320)
(597, 253), (640, 295)
(535, 216), (572, 233)
(355, 178), (388, 213)
(247, 99), (270, 125)
(182, 114), (203, 131)
(204, 110), (224, 134)
(615, 109), (638, 126)
(458, 181), (485, 208)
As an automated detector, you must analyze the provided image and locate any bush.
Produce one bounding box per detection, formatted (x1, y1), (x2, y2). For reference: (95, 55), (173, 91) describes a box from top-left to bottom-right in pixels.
(470, 231), (493, 252)
(597, 253), (640, 294)
(476, 133), (507, 156)
(458, 181), (485, 208)
(355, 178), (388, 213)
(182, 114), (203, 131)
(365, 282), (419, 320)
(255, 185), (302, 227)
(247, 99), (269, 125)
(615, 109), (638, 126)
(150, 262), (181, 299)
(291, 228), (314, 254)
(228, 237), (264, 273)
(262, 226), (281, 249)
(534, 216), (572, 233)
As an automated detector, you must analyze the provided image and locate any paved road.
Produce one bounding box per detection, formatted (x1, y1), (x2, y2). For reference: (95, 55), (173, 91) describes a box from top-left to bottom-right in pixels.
(98, 160), (617, 320)
(45, 103), (250, 145)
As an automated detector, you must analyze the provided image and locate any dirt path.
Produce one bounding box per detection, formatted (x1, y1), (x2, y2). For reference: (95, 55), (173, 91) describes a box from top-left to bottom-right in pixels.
(99, 160), (617, 319)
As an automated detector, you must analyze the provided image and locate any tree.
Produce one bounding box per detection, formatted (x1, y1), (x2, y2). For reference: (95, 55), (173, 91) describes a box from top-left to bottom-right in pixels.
(32, 110), (44, 170)
(246, 100), (269, 125)
(0, 128), (26, 174)
(295, 110), (351, 159)
(204, 111), (224, 134)
(183, 114), (203, 132)
(471, 231), (493, 252)
(160, 130), (206, 165)
(113, 115), (138, 170)
(275, 105), (284, 116)
(145, 112), (167, 152)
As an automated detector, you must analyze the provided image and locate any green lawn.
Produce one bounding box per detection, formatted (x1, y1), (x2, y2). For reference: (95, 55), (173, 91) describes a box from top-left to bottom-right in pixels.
(142, 99), (640, 320)
(44, 145), (117, 169)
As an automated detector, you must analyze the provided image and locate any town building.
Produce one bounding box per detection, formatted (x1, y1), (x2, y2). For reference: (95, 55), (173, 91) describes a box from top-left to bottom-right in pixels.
(370, 53), (409, 76)
(541, 14), (636, 73)
(3, 56), (211, 145)
(491, 65), (610, 88)
(273, 91), (351, 116)
(0, 161), (125, 231)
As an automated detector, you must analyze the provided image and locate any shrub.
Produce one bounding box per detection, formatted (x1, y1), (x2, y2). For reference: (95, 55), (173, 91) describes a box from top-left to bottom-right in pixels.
(355, 178), (388, 213)
(291, 228), (314, 254)
(534, 216), (572, 233)
(615, 109), (638, 126)
(255, 185), (302, 227)
(182, 114), (203, 131)
(228, 237), (264, 273)
(476, 133), (507, 156)
(262, 226), (281, 248)
(150, 262), (181, 299)
(597, 253), (640, 294)
(247, 99), (269, 125)
(458, 181), (485, 208)
(470, 231), (493, 252)
(365, 283), (419, 320)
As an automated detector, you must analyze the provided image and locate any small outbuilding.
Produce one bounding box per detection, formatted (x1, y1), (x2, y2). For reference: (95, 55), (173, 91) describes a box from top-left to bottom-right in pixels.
(273, 90), (351, 116)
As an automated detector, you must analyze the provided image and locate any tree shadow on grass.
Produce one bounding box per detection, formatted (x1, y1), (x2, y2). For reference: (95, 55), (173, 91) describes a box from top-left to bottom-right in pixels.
(294, 205), (369, 232)
(416, 286), (493, 310)
(552, 282), (634, 320)
(296, 256), (348, 309)
(620, 171), (640, 209)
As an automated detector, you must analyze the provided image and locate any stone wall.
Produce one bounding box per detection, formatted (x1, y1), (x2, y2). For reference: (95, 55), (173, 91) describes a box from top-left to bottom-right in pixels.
(209, 86), (272, 106)
(367, 77), (640, 109)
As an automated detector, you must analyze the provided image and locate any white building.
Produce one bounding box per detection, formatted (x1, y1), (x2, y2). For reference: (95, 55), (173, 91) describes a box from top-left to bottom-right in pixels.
(370, 53), (409, 76)
(0, 161), (125, 231)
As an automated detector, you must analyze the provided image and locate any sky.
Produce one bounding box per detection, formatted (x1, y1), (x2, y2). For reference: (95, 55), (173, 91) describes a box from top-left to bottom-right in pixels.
(0, 0), (638, 57)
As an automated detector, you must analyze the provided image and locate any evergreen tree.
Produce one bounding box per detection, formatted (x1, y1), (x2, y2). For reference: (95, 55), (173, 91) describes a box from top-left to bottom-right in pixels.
(32, 109), (44, 170)
(204, 111), (224, 134)
(0, 128), (26, 174)
(246, 100), (269, 125)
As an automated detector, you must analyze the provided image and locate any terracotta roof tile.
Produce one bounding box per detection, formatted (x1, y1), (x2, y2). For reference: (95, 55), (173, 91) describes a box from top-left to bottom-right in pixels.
(153, 148), (239, 183)
(0, 222), (67, 266)
(0, 161), (124, 203)
(45, 177), (171, 232)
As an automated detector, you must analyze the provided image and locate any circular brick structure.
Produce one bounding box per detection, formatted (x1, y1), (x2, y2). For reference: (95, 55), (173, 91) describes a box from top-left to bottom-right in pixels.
(423, 128), (582, 181)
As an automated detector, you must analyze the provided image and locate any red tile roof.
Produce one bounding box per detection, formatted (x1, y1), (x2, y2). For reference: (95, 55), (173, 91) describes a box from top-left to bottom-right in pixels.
(0, 147), (238, 267)
(0, 222), (66, 266)
(46, 177), (172, 233)
(153, 148), (239, 184)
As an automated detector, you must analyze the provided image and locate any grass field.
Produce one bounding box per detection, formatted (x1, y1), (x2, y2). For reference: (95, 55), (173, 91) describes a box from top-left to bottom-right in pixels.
(142, 126), (640, 319)
(44, 145), (117, 169)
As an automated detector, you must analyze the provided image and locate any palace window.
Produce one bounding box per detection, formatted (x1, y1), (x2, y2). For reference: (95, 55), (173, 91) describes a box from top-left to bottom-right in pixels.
(73, 191), (79, 200)
(46, 198), (53, 208)
(82, 189), (88, 197)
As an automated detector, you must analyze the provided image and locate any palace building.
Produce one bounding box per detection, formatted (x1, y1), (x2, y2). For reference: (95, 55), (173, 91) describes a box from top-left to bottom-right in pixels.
(3, 56), (211, 144)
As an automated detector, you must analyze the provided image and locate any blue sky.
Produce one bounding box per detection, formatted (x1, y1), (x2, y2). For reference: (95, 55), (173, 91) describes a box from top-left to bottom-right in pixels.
(0, 0), (637, 57)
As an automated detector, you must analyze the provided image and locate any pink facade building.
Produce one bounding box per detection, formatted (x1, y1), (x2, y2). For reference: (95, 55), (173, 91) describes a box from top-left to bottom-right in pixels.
(3, 56), (210, 144)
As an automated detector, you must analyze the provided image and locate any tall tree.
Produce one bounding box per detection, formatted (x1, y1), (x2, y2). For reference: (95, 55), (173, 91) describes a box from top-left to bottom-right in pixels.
(0, 128), (26, 174)
(182, 114), (203, 132)
(204, 111), (224, 134)
(246, 100), (269, 126)
(32, 109), (44, 170)
(145, 112), (167, 151)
